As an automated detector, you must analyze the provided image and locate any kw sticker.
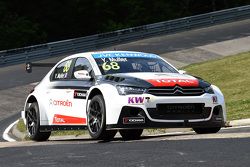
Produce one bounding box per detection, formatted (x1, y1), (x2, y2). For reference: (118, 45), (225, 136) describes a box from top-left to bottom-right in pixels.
(128, 97), (145, 104)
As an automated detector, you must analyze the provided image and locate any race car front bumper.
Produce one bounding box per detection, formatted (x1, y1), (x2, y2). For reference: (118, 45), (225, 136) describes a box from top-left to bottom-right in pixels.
(105, 92), (226, 129)
(106, 104), (225, 130)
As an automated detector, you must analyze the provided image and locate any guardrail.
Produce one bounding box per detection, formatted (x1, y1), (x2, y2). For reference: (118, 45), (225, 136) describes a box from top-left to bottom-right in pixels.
(1, 5), (250, 67)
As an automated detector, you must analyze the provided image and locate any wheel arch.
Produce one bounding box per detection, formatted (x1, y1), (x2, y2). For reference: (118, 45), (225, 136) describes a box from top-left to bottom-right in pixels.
(24, 95), (38, 119)
(87, 88), (103, 100)
(86, 88), (103, 112)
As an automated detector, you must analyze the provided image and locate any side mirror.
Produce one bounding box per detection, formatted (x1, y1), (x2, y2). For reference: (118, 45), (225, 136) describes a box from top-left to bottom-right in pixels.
(74, 70), (91, 80)
(179, 70), (186, 74)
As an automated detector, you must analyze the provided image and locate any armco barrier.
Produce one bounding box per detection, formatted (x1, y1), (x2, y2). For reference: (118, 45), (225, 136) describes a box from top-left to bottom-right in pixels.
(0, 5), (250, 67)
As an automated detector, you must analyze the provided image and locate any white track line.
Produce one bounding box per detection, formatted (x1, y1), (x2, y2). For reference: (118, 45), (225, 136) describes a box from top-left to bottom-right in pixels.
(2, 120), (19, 142)
(30, 82), (39, 86)
(222, 125), (250, 130)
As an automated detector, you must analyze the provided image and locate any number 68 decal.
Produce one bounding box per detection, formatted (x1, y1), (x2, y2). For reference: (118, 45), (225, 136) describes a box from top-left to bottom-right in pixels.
(102, 62), (120, 71)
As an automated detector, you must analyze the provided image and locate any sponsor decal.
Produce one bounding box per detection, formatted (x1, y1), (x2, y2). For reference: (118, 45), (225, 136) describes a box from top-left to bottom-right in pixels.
(100, 57), (127, 63)
(145, 97), (150, 103)
(128, 97), (144, 104)
(123, 117), (145, 124)
(212, 96), (218, 104)
(74, 90), (87, 99)
(147, 78), (199, 87)
(92, 52), (158, 59)
(102, 61), (120, 71)
(55, 73), (68, 79)
(53, 114), (86, 124)
(49, 99), (72, 107)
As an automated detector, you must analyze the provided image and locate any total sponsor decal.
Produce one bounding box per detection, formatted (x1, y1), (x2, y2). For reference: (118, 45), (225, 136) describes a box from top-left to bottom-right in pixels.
(147, 78), (199, 87)
(74, 90), (87, 99)
(49, 99), (72, 107)
(53, 114), (86, 124)
(123, 117), (145, 124)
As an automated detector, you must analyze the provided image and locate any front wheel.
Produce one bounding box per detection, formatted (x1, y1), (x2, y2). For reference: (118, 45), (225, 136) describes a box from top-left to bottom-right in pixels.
(87, 95), (116, 140)
(119, 129), (143, 140)
(193, 127), (221, 134)
(26, 102), (51, 141)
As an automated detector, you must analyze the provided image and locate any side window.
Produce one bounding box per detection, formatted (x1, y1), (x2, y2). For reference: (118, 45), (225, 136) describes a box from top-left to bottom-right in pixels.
(52, 59), (73, 80)
(72, 58), (93, 79)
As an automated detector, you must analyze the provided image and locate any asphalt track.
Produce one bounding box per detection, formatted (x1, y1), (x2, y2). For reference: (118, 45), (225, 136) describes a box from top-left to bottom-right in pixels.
(0, 127), (250, 167)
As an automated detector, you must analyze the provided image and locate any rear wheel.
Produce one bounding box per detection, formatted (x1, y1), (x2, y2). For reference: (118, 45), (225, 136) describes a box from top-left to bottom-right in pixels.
(87, 95), (116, 140)
(26, 102), (51, 141)
(193, 127), (221, 134)
(119, 129), (143, 140)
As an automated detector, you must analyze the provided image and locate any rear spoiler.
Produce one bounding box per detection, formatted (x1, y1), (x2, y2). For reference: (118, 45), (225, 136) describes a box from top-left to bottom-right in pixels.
(25, 62), (56, 73)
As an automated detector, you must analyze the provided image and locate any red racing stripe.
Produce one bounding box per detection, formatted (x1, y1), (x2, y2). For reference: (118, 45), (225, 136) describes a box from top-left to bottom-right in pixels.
(147, 78), (199, 87)
(53, 114), (86, 124)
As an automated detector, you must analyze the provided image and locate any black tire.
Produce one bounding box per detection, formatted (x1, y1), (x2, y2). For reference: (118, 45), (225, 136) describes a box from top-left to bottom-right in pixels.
(87, 95), (117, 140)
(193, 127), (221, 134)
(119, 129), (143, 140)
(26, 102), (51, 141)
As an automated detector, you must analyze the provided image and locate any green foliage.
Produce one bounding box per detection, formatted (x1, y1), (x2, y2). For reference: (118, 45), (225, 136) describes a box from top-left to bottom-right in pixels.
(16, 119), (26, 133)
(184, 52), (250, 120)
(0, 1), (46, 50)
(0, 0), (249, 50)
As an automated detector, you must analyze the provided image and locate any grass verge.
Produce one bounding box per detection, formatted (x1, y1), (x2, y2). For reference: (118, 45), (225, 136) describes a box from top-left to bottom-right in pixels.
(16, 119), (87, 138)
(183, 51), (250, 120)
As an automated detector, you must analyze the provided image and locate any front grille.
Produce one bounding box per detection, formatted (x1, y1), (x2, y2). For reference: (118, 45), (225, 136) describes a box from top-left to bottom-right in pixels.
(147, 103), (211, 120)
(147, 86), (204, 96)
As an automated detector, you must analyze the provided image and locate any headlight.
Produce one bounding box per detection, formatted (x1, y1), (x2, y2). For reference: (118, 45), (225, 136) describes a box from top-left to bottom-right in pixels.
(204, 86), (214, 94)
(116, 85), (146, 95)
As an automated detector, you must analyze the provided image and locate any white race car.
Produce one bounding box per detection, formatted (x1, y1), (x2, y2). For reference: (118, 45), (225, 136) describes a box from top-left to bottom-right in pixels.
(23, 51), (226, 141)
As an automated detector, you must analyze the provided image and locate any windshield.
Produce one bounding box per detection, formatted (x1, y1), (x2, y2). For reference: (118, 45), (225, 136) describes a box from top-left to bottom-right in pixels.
(92, 52), (178, 75)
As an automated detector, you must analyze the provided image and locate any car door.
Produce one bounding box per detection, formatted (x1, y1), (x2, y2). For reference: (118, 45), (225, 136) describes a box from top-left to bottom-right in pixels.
(68, 57), (94, 126)
(47, 57), (94, 126)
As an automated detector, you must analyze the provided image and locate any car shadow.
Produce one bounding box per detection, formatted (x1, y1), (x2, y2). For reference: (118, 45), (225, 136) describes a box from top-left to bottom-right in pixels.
(49, 131), (195, 143)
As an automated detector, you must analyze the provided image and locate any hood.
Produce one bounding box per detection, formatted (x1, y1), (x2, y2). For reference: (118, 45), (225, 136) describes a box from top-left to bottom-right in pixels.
(117, 72), (199, 87)
(100, 72), (210, 88)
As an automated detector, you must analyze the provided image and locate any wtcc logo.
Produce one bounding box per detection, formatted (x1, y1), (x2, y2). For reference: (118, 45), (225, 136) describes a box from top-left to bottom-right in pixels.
(128, 97), (144, 104)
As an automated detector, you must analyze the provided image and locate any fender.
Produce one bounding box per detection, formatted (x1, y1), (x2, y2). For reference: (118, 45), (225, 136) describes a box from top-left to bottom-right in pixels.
(86, 84), (123, 125)
(23, 92), (50, 126)
(211, 85), (227, 122)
